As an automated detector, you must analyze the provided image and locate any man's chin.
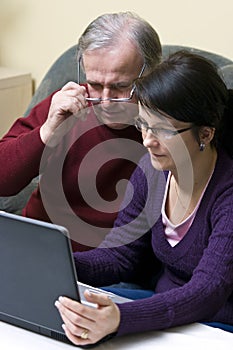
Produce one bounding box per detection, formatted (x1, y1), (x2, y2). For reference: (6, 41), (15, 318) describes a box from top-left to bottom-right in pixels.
(96, 115), (133, 129)
(105, 122), (130, 130)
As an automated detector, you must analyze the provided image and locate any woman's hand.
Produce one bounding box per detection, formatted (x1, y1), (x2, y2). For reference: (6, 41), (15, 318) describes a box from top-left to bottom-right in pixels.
(55, 289), (120, 346)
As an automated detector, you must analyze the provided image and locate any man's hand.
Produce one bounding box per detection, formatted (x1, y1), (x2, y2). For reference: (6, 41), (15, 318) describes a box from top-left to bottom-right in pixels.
(40, 82), (88, 144)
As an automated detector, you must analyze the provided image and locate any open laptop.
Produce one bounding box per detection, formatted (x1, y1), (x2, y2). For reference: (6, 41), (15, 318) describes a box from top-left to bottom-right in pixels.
(0, 211), (131, 345)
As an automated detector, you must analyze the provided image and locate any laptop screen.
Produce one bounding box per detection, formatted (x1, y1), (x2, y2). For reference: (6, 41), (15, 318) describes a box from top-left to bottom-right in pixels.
(0, 212), (80, 342)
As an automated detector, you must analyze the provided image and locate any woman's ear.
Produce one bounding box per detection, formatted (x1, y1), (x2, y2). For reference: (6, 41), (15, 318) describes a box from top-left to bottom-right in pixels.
(199, 126), (216, 145)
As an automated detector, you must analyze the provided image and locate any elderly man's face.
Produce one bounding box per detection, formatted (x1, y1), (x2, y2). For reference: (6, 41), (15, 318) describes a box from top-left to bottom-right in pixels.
(82, 41), (144, 130)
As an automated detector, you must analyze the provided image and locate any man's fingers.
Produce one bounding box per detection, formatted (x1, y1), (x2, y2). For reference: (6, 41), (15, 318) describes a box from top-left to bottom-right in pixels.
(61, 81), (86, 92)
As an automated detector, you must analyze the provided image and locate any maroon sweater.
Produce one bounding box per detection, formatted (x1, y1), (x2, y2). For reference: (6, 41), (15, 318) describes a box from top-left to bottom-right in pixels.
(0, 91), (145, 251)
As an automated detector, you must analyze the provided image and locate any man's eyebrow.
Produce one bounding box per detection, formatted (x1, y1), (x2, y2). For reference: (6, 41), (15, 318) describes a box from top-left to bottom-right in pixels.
(86, 79), (101, 84)
(86, 80), (132, 88)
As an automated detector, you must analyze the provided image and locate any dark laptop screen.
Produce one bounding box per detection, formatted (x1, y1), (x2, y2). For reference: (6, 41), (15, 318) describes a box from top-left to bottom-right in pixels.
(0, 212), (80, 341)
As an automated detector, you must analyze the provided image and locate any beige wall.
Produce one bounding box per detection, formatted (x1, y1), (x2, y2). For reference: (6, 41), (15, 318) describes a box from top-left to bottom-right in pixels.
(0, 0), (233, 90)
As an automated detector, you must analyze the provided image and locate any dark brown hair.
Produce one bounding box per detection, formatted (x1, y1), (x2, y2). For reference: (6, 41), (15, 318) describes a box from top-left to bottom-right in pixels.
(136, 50), (233, 157)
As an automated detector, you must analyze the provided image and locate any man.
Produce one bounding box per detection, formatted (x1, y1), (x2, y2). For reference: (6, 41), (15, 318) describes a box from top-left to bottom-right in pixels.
(0, 12), (161, 251)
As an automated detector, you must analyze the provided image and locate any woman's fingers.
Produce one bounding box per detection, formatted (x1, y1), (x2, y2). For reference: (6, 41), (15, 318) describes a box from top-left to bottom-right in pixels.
(55, 293), (120, 345)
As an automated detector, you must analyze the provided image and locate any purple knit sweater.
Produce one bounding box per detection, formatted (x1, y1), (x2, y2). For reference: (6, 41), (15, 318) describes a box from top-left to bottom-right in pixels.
(73, 149), (233, 336)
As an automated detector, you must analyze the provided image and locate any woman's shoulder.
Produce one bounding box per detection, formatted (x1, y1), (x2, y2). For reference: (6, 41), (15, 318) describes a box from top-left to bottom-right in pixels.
(208, 149), (233, 206)
(215, 149), (233, 182)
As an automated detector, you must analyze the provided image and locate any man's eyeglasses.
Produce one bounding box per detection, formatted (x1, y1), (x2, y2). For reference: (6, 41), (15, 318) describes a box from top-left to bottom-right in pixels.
(77, 56), (146, 103)
(135, 117), (193, 140)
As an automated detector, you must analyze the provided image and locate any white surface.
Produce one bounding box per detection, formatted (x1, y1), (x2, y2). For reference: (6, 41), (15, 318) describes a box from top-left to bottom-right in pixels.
(1, 321), (232, 350)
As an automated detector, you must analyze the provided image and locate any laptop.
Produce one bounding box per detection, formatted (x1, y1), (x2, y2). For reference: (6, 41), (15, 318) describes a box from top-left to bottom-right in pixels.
(0, 211), (131, 345)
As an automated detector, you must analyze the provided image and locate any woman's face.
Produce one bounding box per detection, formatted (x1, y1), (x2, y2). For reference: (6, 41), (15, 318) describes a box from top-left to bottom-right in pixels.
(138, 105), (200, 173)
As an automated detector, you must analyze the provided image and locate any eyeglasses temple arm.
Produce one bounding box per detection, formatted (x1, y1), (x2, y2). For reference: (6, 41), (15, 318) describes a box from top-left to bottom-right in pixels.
(77, 56), (82, 85)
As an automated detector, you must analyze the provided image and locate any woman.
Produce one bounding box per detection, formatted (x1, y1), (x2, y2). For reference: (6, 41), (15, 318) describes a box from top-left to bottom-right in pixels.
(55, 51), (233, 346)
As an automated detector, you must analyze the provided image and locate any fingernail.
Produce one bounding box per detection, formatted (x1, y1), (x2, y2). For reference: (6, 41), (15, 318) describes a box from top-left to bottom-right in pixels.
(58, 296), (64, 302)
(54, 300), (60, 308)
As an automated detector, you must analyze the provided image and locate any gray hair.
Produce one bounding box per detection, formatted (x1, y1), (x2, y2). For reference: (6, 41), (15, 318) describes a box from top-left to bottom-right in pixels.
(78, 11), (162, 71)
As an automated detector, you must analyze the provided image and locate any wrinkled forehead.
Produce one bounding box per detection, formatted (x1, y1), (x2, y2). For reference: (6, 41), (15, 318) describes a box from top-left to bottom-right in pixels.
(82, 42), (143, 73)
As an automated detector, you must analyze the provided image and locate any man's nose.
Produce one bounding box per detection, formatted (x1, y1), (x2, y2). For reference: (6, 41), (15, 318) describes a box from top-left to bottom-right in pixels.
(101, 87), (116, 101)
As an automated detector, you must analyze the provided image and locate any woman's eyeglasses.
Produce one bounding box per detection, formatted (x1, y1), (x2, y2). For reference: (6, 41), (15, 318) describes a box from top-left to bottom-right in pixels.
(135, 117), (193, 140)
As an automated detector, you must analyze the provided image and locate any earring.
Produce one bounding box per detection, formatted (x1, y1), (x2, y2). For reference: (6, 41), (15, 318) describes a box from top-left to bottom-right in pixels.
(199, 142), (206, 152)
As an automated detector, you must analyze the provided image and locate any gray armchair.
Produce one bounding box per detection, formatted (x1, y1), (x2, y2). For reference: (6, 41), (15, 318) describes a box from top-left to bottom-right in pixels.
(1, 44), (233, 214)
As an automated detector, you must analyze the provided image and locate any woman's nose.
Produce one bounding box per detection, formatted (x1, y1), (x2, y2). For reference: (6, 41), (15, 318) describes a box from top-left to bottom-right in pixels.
(143, 130), (160, 148)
